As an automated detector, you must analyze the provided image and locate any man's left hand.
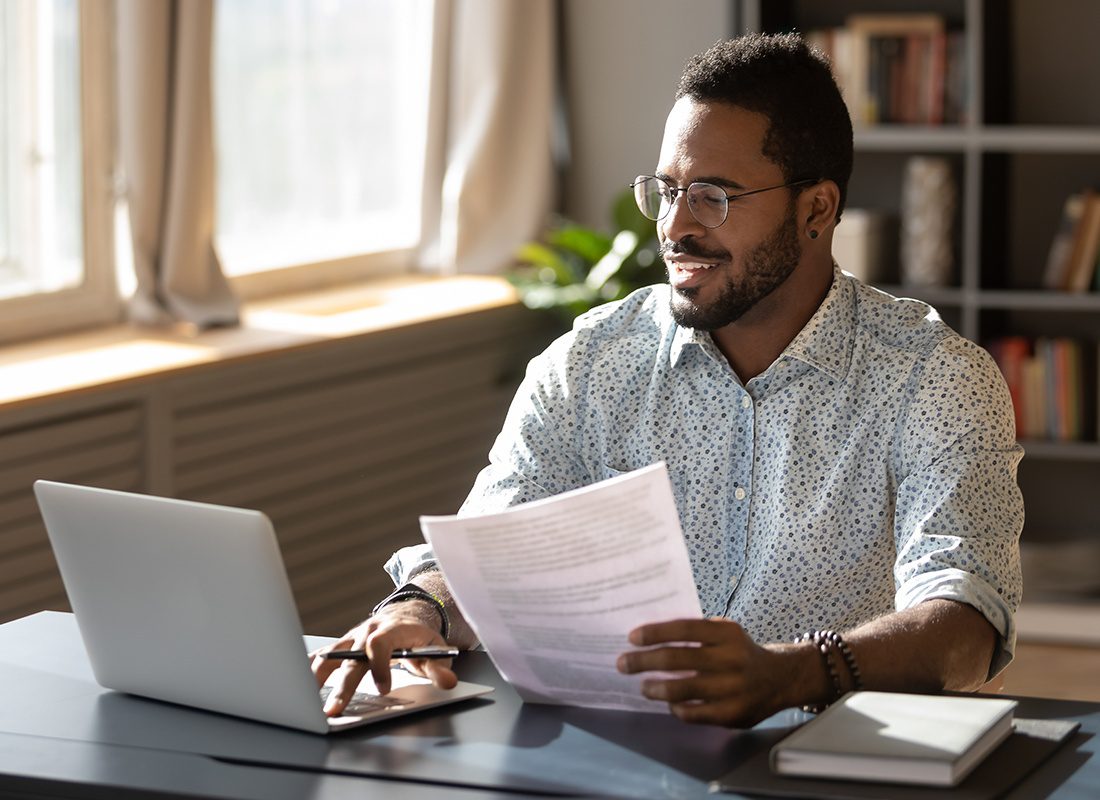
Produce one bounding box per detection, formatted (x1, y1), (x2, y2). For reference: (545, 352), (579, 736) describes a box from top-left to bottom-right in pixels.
(615, 617), (796, 728)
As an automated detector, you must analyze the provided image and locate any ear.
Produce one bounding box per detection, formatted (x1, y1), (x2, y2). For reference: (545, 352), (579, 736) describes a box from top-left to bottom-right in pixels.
(799, 180), (841, 240)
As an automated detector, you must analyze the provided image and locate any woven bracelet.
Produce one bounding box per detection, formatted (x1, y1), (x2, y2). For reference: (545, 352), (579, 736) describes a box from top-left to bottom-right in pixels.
(372, 582), (450, 641)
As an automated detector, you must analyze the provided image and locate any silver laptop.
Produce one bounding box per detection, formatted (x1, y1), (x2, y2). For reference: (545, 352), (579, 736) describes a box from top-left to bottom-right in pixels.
(33, 480), (492, 734)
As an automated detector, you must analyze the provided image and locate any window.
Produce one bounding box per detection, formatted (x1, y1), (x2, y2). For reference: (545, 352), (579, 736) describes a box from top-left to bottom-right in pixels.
(0, 0), (116, 344)
(213, 0), (435, 295)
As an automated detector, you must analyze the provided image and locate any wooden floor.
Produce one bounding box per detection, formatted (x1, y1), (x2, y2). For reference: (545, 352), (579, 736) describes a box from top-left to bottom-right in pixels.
(998, 642), (1100, 701)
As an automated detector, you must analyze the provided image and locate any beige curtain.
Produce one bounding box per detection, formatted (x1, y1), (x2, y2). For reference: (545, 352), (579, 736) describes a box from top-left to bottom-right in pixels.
(420, 0), (557, 275)
(116, 0), (238, 327)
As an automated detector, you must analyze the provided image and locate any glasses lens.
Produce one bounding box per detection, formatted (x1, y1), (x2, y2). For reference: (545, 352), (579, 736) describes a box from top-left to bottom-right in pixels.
(634, 176), (669, 221)
(686, 183), (728, 228)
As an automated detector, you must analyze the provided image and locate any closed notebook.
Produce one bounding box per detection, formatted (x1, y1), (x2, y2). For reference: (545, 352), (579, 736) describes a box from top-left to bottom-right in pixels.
(770, 692), (1017, 787)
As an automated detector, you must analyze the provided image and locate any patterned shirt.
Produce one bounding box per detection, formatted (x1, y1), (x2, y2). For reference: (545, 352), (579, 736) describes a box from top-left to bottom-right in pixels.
(388, 267), (1024, 674)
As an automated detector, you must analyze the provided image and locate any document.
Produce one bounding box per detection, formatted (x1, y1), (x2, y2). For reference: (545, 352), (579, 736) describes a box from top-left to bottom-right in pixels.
(420, 462), (702, 713)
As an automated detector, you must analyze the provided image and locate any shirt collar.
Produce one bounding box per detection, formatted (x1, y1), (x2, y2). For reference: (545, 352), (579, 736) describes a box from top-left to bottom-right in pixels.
(669, 264), (855, 381)
(780, 264), (855, 382)
(670, 322), (710, 368)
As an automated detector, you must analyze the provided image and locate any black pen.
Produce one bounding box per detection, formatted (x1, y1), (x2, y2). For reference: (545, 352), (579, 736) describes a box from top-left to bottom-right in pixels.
(323, 646), (459, 662)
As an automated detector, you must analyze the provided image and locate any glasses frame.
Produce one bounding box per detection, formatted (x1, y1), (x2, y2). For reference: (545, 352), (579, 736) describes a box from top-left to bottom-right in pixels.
(630, 175), (818, 229)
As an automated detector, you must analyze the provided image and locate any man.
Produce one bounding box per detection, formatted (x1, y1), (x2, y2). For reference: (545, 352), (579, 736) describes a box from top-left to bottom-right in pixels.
(312, 33), (1023, 727)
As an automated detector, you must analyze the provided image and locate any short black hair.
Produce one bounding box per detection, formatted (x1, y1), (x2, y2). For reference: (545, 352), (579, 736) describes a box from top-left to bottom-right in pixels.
(677, 33), (853, 221)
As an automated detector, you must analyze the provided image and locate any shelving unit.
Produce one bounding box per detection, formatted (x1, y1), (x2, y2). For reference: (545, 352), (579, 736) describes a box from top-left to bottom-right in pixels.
(740, 0), (1100, 632)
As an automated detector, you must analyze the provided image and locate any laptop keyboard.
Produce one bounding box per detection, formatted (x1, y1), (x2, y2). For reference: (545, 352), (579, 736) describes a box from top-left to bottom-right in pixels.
(319, 686), (408, 715)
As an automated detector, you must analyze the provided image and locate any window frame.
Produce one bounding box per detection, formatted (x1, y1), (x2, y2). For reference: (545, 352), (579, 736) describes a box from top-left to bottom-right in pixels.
(0, 0), (118, 346)
(228, 247), (416, 301)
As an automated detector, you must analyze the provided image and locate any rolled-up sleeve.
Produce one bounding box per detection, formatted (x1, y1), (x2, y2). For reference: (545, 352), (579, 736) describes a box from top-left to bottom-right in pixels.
(892, 337), (1024, 678)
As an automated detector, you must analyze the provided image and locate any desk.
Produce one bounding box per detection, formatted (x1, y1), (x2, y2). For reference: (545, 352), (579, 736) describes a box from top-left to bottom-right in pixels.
(0, 612), (1096, 800)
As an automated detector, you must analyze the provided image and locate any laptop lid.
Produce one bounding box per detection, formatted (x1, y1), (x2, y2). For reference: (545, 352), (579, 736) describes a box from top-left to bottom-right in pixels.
(33, 481), (490, 734)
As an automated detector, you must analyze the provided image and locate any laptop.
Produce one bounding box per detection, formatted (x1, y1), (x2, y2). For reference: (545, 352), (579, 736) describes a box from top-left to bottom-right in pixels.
(33, 480), (492, 734)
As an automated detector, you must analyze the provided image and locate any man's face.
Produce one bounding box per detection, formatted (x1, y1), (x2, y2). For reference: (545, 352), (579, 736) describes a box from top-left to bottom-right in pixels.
(656, 97), (802, 331)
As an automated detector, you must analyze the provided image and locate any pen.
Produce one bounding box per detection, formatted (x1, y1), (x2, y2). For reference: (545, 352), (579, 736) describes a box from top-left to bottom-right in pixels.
(323, 646), (459, 662)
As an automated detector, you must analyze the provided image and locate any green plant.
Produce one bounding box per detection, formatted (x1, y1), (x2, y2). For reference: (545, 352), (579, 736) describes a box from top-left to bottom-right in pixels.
(508, 189), (664, 325)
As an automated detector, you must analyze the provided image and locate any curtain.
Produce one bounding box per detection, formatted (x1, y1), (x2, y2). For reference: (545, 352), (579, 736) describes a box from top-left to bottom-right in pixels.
(420, 0), (557, 275)
(116, 0), (238, 327)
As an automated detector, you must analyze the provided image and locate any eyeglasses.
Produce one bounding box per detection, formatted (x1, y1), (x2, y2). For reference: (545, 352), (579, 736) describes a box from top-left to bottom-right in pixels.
(630, 175), (816, 229)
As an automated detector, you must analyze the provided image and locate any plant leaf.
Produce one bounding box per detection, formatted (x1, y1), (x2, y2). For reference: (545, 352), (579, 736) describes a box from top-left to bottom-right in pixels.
(548, 225), (612, 264)
(585, 230), (638, 290)
(515, 242), (575, 286)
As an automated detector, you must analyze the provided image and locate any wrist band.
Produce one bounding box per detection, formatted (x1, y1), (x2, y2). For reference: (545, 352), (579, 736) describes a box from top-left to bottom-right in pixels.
(830, 630), (863, 691)
(796, 629), (862, 713)
(372, 582), (450, 641)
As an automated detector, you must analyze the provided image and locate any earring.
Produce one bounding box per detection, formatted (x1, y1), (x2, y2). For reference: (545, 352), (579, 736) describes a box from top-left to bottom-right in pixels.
(808, 229), (819, 240)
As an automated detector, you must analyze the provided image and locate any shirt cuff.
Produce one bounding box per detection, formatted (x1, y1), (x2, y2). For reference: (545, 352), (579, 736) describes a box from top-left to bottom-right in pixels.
(384, 544), (439, 587)
(895, 567), (1017, 680)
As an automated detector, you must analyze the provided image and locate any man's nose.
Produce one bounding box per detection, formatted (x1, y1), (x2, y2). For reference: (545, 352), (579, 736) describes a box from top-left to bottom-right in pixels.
(660, 189), (706, 241)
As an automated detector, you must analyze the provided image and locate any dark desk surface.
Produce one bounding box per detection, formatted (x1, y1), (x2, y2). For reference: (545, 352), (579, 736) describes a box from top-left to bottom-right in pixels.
(1, 611), (1096, 800)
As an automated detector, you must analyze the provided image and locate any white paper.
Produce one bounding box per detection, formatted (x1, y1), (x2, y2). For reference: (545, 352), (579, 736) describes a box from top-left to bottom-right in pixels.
(420, 462), (702, 713)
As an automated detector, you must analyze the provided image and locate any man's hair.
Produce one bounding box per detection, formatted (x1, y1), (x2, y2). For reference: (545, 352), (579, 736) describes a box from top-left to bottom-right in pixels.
(676, 33), (853, 221)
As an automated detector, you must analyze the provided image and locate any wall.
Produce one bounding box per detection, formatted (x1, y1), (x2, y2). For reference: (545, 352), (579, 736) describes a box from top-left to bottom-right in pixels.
(0, 304), (555, 636)
(561, 0), (735, 230)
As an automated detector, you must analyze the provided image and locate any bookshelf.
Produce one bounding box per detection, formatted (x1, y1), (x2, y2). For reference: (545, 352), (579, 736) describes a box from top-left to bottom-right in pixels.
(740, 0), (1100, 631)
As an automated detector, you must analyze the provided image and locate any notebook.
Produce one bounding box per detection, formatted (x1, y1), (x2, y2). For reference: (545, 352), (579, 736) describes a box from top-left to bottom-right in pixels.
(770, 691), (1017, 787)
(33, 480), (492, 734)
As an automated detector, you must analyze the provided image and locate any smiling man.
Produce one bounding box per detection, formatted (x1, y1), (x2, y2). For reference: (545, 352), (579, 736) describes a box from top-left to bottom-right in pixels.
(314, 33), (1024, 727)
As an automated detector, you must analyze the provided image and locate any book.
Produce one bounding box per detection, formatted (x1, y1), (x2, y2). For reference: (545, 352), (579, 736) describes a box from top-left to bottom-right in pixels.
(1042, 192), (1086, 290)
(943, 30), (968, 124)
(712, 716), (1077, 798)
(987, 336), (1030, 438)
(844, 14), (944, 126)
(770, 691), (1017, 787)
(1064, 190), (1100, 292)
(1021, 353), (1047, 439)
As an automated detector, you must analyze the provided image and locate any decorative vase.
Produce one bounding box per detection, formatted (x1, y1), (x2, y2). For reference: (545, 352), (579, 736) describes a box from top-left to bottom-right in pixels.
(900, 156), (956, 287)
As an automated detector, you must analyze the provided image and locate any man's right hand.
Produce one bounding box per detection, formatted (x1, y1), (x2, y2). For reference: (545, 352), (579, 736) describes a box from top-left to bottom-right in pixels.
(309, 606), (458, 716)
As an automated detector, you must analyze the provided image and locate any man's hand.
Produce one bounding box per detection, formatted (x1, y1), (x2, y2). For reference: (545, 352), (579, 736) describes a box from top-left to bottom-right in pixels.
(309, 606), (458, 717)
(615, 617), (801, 728)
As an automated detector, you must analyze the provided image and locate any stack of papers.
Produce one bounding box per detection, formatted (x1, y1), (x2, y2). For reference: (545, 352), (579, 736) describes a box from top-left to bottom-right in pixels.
(420, 463), (703, 713)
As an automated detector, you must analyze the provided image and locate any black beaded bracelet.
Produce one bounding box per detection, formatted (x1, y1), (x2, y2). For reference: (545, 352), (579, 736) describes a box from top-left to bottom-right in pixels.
(797, 631), (842, 713)
(829, 630), (863, 691)
(796, 629), (863, 713)
(372, 582), (450, 641)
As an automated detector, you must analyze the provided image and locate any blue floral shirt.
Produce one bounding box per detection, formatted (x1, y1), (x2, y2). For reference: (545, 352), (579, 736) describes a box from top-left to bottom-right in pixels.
(389, 267), (1024, 674)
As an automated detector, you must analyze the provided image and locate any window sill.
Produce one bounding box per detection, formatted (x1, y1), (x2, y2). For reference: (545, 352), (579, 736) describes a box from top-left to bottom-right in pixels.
(0, 274), (520, 412)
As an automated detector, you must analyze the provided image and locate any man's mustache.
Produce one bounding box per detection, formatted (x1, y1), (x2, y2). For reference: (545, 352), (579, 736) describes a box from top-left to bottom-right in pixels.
(660, 239), (730, 263)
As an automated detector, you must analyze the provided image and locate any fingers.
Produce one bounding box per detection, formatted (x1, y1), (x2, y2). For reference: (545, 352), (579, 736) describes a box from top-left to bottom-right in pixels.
(323, 661), (369, 716)
(615, 618), (773, 727)
(628, 617), (745, 647)
(309, 637), (354, 687)
(308, 617), (455, 717)
(638, 670), (744, 704)
(418, 658), (459, 690)
(619, 619), (749, 673)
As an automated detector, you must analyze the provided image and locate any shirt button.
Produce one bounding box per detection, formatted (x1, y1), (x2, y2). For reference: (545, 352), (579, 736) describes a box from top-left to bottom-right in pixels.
(734, 487), (747, 501)
(741, 395), (751, 409)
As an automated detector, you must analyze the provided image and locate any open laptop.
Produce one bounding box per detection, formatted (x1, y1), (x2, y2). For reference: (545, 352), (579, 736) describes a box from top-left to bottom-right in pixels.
(33, 480), (492, 734)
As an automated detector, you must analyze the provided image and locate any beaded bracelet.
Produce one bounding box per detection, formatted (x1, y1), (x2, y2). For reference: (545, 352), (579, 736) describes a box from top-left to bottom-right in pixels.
(829, 630), (863, 691)
(797, 631), (841, 713)
(372, 582), (450, 641)
(796, 629), (863, 713)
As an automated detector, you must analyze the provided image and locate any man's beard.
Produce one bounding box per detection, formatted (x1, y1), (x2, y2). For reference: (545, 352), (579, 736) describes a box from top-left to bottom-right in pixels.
(668, 207), (802, 331)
